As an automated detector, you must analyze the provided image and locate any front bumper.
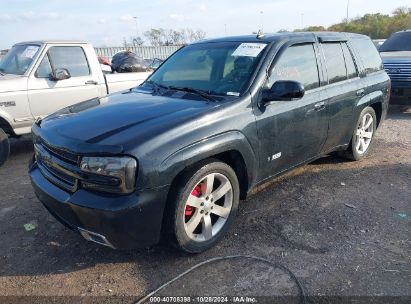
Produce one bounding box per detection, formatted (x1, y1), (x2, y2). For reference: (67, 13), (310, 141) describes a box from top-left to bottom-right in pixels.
(390, 81), (411, 105)
(29, 163), (169, 249)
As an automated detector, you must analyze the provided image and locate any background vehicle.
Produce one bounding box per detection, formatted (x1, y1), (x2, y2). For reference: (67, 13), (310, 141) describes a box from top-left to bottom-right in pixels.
(0, 40), (152, 166)
(380, 30), (411, 104)
(144, 58), (163, 70)
(29, 32), (390, 253)
(372, 39), (386, 49)
(0, 50), (8, 62)
(110, 50), (150, 73)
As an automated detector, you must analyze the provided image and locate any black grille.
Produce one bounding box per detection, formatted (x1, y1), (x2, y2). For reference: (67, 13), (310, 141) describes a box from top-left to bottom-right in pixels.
(41, 140), (79, 164)
(35, 142), (80, 192)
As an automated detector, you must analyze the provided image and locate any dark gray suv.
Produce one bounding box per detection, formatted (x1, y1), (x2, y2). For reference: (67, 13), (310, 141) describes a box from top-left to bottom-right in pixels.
(29, 32), (390, 253)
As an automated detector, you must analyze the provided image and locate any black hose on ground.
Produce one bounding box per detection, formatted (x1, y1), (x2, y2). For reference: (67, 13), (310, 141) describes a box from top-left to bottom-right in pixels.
(136, 254), (307, 304)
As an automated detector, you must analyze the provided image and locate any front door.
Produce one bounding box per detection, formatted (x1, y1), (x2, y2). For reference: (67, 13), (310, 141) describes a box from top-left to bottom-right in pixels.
(255, 43), (329, 180)
(27, 46), (101, 118)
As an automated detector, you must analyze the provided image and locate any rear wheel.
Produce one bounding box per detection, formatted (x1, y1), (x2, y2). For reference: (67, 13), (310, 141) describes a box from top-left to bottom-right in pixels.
(0, 128), (10, 167)
(339, 106), (377, 161)
(165, 160), (240, 253)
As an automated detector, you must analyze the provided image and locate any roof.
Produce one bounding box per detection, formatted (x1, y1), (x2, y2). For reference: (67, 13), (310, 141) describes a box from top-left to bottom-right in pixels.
(196, 31), (369, 44)
(14, 40), (89, 46)
(393, 29), (411, 34)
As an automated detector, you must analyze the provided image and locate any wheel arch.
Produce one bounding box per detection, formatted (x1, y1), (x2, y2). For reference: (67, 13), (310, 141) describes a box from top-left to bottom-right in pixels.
(356, 90), (385, 129)
(161, 131), (258, 201)
(369, 101), (382, 128)
(0, 115), (14, 136)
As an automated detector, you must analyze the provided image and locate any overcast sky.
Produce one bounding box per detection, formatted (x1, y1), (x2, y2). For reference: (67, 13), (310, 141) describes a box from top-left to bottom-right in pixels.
(0, 0), (407, 49)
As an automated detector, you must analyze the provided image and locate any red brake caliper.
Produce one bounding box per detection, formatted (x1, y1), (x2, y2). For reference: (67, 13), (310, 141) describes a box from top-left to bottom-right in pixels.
(185, 185), (201, 219)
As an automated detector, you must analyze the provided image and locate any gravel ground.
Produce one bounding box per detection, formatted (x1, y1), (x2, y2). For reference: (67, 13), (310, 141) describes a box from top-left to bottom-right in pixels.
(0, 105), (410, 302)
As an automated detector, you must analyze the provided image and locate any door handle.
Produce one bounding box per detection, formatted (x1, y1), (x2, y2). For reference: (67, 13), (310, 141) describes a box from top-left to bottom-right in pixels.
(314, 102), (325, 111)
(85, 80), (98, 85)
(356, 89), (365, 97)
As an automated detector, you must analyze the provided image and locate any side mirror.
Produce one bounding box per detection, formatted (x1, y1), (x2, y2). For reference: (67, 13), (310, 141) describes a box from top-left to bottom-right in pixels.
(50, 68), (71, 81)
(261, 80), (305, 104)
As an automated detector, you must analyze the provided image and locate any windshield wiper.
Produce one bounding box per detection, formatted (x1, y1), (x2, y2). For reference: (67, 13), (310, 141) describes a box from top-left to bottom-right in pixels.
(168, 86), (216, 102)
(144, 80), (169, 92)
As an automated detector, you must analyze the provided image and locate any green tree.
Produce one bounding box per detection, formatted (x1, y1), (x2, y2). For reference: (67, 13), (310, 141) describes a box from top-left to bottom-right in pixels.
(294, 6), (411, 39)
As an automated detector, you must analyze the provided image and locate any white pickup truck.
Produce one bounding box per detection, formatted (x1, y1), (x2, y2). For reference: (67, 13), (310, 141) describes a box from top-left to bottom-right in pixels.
(0, 40), (151, 165)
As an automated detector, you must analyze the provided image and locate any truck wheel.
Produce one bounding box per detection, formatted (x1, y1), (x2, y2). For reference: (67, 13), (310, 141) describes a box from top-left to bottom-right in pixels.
(0, 128), (10, 167)
(339, 106), (377, 161)
(165, 160), (240, 253)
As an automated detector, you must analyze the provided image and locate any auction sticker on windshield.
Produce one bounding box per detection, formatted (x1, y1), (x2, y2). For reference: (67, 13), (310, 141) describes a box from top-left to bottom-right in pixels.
(232, 43), (266, 57)
(22, 46), (39, 59)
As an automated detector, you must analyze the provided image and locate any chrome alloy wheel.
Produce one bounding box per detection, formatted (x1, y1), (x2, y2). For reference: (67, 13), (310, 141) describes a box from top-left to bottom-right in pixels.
(355, 113), (374, 155)
(183, 173), (233, 242)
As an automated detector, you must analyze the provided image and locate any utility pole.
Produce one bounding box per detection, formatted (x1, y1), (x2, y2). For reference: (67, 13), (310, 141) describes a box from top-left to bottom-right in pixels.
(346, 0), (350, 23)
(224, 24), (227, 35)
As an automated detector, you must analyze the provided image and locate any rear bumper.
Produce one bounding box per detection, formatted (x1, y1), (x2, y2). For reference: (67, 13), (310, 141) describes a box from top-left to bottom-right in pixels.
(390, 81), (411, 105)
(29, 163), (169, 250)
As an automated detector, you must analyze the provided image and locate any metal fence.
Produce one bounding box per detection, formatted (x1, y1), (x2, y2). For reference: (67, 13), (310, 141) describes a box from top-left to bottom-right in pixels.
(94, 45), (182, 61)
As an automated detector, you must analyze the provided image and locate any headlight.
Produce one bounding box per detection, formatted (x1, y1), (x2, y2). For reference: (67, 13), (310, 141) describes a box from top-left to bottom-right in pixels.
(80, 156), (137, 194)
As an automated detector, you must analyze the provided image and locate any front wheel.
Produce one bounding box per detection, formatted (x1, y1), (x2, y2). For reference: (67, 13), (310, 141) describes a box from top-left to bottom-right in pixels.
(165, 160), (240, 253)
(339, 106), (377, 161)
(0, 128), (10, 167)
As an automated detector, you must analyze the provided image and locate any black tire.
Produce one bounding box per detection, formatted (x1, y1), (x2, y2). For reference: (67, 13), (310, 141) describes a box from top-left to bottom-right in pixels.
(0, 128), (10, 167)
(338, 106), (377, 161)
(165, 159), (240, 253)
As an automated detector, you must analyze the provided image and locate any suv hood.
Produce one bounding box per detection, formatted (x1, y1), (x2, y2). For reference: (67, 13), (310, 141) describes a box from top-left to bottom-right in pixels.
(380, 51), (411, 60)
(35, 90), (219, 154)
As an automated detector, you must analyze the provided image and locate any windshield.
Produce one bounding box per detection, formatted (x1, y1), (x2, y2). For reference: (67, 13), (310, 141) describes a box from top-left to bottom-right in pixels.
(379, 32), (411, 52)
(0, 44), (41, 75)
(147, 41), (268, 96)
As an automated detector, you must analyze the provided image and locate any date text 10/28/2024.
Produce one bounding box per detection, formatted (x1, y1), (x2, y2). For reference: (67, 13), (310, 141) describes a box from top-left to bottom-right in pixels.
(149, 296), (257, 303)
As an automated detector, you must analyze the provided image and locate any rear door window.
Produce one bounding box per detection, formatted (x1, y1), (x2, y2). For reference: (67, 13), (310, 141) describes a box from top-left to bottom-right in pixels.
(47, 46), (90, 77)
(269, 44), (320, 91)
(322, 43), (347, 84)
(341, 43), (358, 79)
(350, 39), (383, 74)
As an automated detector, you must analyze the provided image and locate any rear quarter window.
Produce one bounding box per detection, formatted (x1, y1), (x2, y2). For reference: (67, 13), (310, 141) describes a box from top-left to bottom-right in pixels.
(350, 38), (383, 74)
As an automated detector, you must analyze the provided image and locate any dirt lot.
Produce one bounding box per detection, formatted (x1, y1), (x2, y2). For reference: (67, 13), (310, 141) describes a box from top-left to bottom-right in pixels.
(0, 106), (410, 302)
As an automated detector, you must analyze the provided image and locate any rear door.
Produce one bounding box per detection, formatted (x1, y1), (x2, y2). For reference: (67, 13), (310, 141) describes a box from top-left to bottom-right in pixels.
(320, 41), (363, 151)
(27, 45), (102, 118)
(255, 43), (329, 179)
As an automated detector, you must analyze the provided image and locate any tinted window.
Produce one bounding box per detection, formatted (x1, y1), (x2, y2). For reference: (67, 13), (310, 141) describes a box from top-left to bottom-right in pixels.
(341, 43), (357, 79)
(379, 31), (411, 52)
(48, 46), (90, 77)
(162, 49), (213, 81)
(268, 44), (319, 91)
(350, 39), (383, 74)
(36, 55), (52, 78)
(149, 42), (268, 96)
(322, 43), (347, 84)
